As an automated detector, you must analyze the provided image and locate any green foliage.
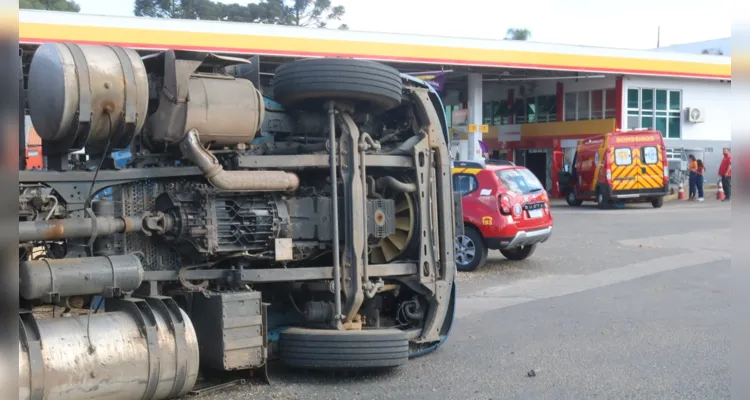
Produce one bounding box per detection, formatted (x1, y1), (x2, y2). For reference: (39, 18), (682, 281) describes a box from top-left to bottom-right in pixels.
(20, 0), (80, 12)
(133, 0), (347, 29)
(505, 28), (531, 41)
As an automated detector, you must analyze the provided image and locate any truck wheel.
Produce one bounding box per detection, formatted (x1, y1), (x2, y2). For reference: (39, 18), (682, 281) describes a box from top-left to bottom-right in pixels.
(651, 197), (664, 208)
(566, 191), (583, 206)
(279, 327), (409, 369)
(455, 226), (488, 272)
(500, 244), (537, 261)
(272, 58), (403, 113)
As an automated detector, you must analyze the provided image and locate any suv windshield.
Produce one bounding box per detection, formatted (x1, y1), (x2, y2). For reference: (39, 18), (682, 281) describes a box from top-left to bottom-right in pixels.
(495, 168), (544, 195)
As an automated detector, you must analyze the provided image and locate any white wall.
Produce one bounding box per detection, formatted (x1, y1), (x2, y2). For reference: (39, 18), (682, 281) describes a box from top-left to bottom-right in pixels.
(622, 76), (731, 141)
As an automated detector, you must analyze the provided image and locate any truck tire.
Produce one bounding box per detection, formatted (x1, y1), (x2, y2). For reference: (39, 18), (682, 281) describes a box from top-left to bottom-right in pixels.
(651, 197), (664, 208)
(279, 327), (409, 369)
(272, 58), (403, 113)
(500, 244), (537, 261)
(455, 226), (488, 272)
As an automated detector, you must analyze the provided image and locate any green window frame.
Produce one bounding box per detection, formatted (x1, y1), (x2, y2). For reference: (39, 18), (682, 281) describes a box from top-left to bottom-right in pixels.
(626, 88), (681, 138)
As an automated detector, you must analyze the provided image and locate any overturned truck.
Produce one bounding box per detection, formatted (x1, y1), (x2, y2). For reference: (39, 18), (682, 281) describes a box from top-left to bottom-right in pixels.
(18, 43), (457, 399)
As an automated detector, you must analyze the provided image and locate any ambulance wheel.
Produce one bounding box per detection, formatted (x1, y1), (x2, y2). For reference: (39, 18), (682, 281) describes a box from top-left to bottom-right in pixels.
(566, 191), (583, 206)
(500, 244), (537, 261)
(272, 58), (403, 114)
(597, 189), (610, 210)
(455, 226), (487, 272)
(651, 197), (664, 208)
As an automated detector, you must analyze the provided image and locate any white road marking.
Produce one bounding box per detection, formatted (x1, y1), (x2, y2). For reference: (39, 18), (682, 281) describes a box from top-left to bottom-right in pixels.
(455, 229), (730, 319)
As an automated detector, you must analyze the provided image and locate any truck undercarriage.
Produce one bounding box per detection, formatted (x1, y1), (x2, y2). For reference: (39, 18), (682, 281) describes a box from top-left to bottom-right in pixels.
(18, 43), (456, 400)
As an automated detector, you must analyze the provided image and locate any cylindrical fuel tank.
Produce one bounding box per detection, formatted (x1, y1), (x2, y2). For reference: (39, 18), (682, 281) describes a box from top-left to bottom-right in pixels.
(149, 75), (265, 147)
(19, 255), (144, 301)
(27, 43), (149, 153)
(19, 300), (200, 400)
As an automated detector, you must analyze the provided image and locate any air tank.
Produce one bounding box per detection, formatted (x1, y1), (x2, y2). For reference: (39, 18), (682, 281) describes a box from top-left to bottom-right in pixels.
(26, 43), (149, 154)
(19, 299), (200, 400)
(19, 255), (144, 301)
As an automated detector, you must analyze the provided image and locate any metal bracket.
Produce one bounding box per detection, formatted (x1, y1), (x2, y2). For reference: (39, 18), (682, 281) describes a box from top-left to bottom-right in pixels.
(65, 42), (93, 152)
(105, 297), (161, 400)
(105, 45), (139, 151)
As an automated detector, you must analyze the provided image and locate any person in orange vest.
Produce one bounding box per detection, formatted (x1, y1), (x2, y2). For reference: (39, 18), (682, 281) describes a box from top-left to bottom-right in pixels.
(718, 148), (731, 201)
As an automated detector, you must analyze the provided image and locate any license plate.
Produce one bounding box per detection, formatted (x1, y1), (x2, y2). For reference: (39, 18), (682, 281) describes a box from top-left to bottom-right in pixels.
(528, 209), (543, 219)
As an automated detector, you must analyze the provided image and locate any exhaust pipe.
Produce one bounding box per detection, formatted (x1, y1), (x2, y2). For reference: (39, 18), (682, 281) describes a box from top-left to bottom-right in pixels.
(180, 129), (300, 192)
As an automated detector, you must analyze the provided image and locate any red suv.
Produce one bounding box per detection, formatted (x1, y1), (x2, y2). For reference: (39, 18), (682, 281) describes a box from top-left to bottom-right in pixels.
(453, 161), (554, 271)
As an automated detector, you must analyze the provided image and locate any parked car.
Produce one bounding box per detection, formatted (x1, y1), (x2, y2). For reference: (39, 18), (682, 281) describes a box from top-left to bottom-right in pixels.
(452, 161), (553, 272)
(559, 129), (669, 209)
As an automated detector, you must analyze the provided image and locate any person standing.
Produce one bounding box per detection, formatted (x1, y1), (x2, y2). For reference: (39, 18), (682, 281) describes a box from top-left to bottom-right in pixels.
(718, 148), (731, 201)
(696, 159), (705, 201)
(687, 154), (697, 200)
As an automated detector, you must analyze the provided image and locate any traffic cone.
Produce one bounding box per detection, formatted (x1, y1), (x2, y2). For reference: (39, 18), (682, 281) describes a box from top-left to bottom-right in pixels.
(677, 181), (687, 200)
(716, 180), (725, 200)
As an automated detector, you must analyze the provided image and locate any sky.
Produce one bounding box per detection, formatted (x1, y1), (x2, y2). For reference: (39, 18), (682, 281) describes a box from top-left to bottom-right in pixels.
(72, 0), (731, 50)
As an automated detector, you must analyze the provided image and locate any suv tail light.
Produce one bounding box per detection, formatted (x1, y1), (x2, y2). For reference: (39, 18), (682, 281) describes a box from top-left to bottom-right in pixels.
(663, 166), (669, 182)
(606, 168), (612, 182)
(499, 193), (512, 215)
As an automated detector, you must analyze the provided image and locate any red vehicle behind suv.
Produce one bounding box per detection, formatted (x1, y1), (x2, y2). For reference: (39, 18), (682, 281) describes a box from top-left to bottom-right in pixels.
(453, 161), (554, 271)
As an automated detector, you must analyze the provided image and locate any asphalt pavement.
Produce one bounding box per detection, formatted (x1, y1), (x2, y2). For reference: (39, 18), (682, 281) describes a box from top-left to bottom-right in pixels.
(197, 198), (731, 400)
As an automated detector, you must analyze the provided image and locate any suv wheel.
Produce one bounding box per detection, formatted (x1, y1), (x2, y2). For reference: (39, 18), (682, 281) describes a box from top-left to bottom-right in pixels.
(455, 227), (488, 272)
(566, 191), (583, 206)
(500, 244), (538, 261)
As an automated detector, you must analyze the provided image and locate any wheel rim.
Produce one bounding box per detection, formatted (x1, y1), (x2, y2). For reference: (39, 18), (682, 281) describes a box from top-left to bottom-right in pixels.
(598, 193), (603, 205)
(455, 235), (476, 266)
(568, 192), (576, 203)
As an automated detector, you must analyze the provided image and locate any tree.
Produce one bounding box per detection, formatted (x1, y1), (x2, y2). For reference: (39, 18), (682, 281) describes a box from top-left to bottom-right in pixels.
(505, 28), (531, 41)
(20, 0), (80, 12)
(133, 0), (348, 29)
(701, 48), (724, 56)
(275, 0), (346, 29)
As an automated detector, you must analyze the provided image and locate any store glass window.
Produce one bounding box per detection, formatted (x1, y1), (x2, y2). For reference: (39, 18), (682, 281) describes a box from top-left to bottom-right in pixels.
(627, 89), (639, 109)
(578, 91), (590, 120)
(656, 89), (668, 111)
(668, 116), (681, 138)
(626, 87), (682, 138)
(526, 97), (537, 123)
(669, 90), (681, 111)
(591, 90), (603, 119)
(641, 89), (654, 111)
(565, 92), (577, 121)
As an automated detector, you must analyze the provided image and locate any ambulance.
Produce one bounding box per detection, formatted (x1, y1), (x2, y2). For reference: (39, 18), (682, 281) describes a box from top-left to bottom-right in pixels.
(561, 129), (669, 209)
